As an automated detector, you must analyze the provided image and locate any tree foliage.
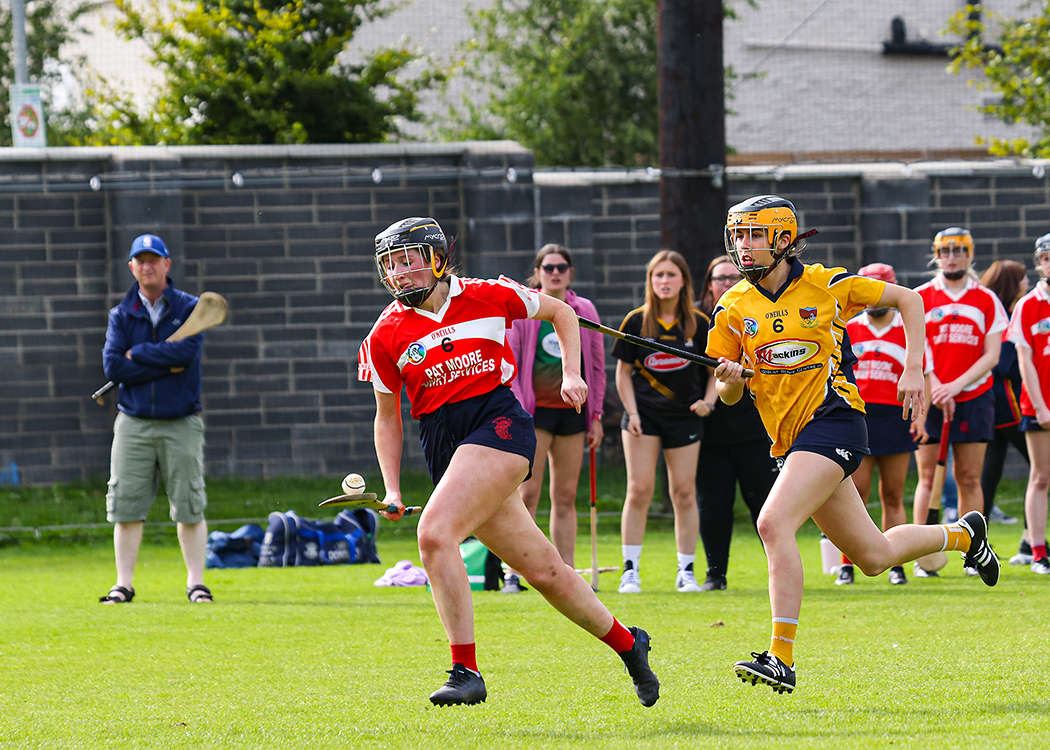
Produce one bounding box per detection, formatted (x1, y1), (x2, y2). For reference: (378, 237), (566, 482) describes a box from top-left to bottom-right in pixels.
(442, 0), (658, 167)
(0, 0), (95, 147)
(440, 0), (754, 168)
(948, 2), (1050, 157)
(81, 0), (443, 146)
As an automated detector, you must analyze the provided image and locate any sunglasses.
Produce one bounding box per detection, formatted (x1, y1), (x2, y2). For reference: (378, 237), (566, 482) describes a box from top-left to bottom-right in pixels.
(541, 263), (570, 273)
(711, 274), (743, 284)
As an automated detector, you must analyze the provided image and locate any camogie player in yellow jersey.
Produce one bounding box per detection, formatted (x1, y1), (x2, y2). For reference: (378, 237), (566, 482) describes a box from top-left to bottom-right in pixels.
(708, 195), (999, 694)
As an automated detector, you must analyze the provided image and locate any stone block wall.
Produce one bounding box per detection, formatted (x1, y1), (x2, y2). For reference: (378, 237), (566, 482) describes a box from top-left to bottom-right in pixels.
(1, 144), (1047, 484)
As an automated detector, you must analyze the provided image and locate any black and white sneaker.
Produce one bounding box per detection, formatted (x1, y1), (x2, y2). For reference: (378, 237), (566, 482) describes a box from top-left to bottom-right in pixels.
(734, 651), (796, 694)
(888, 566), (907, 585)
(619, 626), (660, 707)
(835, 565), (854, 585)
(501, 573), (525, 594)
(429, 664), (487, 706)
(958, 511), (1000, 587)
(1032, 557), (1050, 575)
(1011, 538), (1034, 566)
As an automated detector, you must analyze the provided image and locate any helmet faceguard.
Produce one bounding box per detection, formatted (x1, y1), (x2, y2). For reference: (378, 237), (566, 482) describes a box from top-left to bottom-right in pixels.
(1034, 232), (1050, 266)
(933, 227), (974, 281)
(374, 217), (451, 307)
(724, 195), (800, 284)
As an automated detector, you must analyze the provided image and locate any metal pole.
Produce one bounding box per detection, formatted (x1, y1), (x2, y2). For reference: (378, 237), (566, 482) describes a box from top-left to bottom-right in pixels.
(12, 0), (28, 85)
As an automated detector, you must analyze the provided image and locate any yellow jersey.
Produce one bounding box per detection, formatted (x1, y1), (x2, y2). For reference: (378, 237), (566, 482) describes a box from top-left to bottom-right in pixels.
(706, 259), (886, 457)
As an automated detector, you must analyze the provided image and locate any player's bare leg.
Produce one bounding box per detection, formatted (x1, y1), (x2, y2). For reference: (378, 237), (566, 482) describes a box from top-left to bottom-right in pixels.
(619, 432), (661, 591)
(417, 444), (529, 646)
(546, 430), (586, 567)
(662, 441), (702, 591)
(479, 482), (660, 706)
(951, 441), (988, 517)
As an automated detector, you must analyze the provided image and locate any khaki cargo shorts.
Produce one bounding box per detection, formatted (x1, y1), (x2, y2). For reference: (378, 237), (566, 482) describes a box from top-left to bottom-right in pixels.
(106, 412), (207, 524)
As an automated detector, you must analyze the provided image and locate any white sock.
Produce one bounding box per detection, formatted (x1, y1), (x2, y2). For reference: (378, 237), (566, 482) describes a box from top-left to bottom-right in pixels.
(677, 553), (696, 571)
(622, 545), (642, 570)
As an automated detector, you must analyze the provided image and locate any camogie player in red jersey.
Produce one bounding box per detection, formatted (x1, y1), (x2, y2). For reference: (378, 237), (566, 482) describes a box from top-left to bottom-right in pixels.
(837, 263), (926, 586)
(1008, 233), (1050, 575)
(709, 196), (998, 695)
(912, 228), (1008, 577)
(358, 217), (658, 707)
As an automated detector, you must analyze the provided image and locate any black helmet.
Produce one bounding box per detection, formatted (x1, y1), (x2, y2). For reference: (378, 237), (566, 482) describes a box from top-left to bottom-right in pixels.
(374, 217), (451, 307)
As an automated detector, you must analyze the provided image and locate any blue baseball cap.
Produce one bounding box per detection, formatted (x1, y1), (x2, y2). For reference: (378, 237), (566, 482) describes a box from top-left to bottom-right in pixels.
(129, 234), (169, 260)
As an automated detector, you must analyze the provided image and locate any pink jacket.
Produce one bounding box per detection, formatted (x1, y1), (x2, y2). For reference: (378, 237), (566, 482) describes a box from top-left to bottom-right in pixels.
(507, 289), (606, 427)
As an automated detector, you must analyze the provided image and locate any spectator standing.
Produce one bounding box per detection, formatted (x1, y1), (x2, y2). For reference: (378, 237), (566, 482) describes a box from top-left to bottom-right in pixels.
(98, 234), (212, 605)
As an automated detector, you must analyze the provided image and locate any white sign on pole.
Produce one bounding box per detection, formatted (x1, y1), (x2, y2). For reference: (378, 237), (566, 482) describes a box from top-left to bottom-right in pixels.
(10, 84), (46, 148)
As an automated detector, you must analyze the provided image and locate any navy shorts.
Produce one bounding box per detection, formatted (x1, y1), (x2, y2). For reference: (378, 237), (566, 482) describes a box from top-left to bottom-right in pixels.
(784, 408), (868, 478)
(418, 386), (537, 486)
(1020, 415), (1047, 432)
(864, 402), (918, 456)
(924, 390), (995, 443)
(533, 405), (587, 436)
(620, 406), (703, 449)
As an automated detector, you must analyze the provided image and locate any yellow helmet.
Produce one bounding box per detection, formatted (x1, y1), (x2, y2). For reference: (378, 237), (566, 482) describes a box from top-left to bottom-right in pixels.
(932, 227), (974, 258)
(724, 195), (799, 284)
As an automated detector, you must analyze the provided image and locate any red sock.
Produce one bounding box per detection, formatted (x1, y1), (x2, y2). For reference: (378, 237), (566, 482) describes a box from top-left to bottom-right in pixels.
(1035, 544), (1047, 562)
(450, 643), (478, 673)
(841, 553), (853, 566)
(600, 618), (636, 654)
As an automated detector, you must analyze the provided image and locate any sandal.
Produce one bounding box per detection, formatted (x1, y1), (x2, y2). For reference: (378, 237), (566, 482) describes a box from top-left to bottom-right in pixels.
(99, 585), (134, 604)
(186, 584), (213, 603)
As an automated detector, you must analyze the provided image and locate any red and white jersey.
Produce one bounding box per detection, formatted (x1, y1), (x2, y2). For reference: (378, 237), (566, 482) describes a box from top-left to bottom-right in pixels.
(915, 274), (1008, 402)
(848, 311), (912, 406)
(358, 276), (541, 419)
(1008, 281), (1050, 416)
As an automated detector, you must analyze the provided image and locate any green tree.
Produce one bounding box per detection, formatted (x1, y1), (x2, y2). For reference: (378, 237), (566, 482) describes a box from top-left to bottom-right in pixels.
(442, 0), (657, 167)
(82, 0), (443, 146)
(948, 2), (1050, 157)
(440, 0), (753, 167)
(0, 0), (95, 147)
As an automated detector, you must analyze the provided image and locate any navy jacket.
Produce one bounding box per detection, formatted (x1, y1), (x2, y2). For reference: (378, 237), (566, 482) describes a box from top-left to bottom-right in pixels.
(990, 339), (1022, 429)
(102, 280), (204, 419)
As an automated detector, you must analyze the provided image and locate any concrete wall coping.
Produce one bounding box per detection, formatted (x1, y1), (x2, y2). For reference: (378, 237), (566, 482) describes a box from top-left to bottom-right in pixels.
(534, 159), (1050, 186)
(0, 140), (531, 162)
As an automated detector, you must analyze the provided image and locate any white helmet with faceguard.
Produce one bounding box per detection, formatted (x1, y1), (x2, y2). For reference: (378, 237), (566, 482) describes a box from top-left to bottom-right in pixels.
(724, 195), (802, 284)
(374, 217), (451, 307)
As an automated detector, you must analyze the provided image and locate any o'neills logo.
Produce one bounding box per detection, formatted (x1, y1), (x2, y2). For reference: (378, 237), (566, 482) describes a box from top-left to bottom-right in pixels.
(644, 351), (690, 372)
(754, 339), (819, 368)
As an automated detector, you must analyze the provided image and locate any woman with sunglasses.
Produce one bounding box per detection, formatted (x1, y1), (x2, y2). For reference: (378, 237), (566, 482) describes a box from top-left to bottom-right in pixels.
(615, 250), (715, 594)
(912, 227), (1008, 578)
(506, 245), (606, 590)
(693, 255), (777, 591)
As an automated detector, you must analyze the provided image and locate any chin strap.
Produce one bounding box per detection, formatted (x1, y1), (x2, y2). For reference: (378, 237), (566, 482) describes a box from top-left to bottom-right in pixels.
(942, 270), (967, 281)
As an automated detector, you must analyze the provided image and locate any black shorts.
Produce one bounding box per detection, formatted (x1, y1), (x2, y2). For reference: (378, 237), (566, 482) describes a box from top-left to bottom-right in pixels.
(620, 407), (703, 449)
(924, 390), (995, 443)
(1020, 415), (1047, 432)
(532, 405), (587, 436)
(784, 408), (868, 478)
(418, 386), (537, 486)
(864, 402), (918, 456)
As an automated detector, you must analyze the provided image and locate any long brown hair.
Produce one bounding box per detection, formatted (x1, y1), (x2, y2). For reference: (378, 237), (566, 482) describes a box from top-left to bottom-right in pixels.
(698, 254), (734, 316)
(526, 244), (575, 289)
(640, 250), (698, 340)
(979, 259), (1027, 312)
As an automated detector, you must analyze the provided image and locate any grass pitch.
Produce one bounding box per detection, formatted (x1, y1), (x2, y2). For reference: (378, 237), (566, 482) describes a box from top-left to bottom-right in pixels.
(0, 487), (1046, 749)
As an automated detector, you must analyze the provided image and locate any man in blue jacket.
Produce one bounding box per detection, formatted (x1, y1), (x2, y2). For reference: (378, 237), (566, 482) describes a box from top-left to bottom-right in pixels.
(98, 234), (213, 604)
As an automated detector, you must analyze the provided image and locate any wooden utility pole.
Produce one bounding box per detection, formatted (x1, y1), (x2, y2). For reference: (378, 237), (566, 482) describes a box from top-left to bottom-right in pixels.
(658, 0), (727, 280)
